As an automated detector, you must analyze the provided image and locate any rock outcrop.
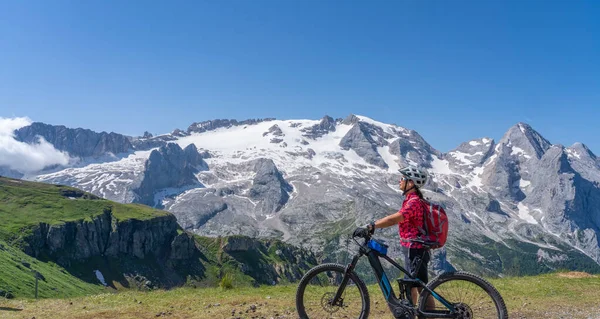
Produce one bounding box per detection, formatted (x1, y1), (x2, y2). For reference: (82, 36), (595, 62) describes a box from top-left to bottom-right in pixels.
(22, 208), (204, 288)
(339, 122), (389, 168)
(301, 115), (338, 139)
(15, 122), (133, 158)
(187, 118), (276, 134)
(247, 159), (293, 215)
(135, 143), (208, 206)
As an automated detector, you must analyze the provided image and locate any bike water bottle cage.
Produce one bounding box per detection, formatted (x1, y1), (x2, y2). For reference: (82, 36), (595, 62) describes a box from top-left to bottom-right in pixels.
(367, 239), (388, 255)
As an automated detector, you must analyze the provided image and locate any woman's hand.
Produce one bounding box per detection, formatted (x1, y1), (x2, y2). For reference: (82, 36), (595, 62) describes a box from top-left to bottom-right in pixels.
(352, 226), (371, 238)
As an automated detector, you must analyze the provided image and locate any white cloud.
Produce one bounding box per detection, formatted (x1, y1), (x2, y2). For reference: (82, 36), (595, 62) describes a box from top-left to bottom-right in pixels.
(0, 117), (71, 173)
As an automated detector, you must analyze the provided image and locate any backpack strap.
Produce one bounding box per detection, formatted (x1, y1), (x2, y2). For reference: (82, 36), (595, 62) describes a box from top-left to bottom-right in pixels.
(400, 238), (435, 249)
(406, 196), (428, 237)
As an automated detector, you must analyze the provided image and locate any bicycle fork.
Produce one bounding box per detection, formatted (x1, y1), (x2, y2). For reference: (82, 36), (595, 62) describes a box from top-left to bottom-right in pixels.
(331, 254), (361, 307)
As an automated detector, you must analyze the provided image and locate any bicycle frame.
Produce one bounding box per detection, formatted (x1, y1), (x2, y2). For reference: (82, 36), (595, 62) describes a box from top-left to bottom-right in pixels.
(333, 240), (457, 318)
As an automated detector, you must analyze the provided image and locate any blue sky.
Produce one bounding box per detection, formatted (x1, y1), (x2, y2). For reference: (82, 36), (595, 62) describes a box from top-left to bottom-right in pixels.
(0, 0), (598, 153)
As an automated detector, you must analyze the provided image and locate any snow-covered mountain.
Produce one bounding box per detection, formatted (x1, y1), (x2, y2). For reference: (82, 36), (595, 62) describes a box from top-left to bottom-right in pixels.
(6, 114), (600, 276)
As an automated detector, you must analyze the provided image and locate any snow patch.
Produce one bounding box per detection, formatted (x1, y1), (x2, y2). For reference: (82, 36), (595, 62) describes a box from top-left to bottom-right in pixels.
(566, 149), (581, 159)
(153, 184), (202, 207)
(467, 166), (484, 188)
(517, 202), (538, 224)
(458, 247), (486, 261)
(430, 156), (453, 175)
(485, 154), (497, 166)
(511, 146), (532, 159)
(94, 270), (107, 286)
(537, 249), (568, 262)
(377, 146), (401, 172)
(235, 194), (258, 206)
(449, 151), (474, 165)
(469, 140), (481, 146)
(176, 119), (379, 177)
(34, 150), (150, 201)
(355, 115), (402, 134)
(519, 179), (531, 188)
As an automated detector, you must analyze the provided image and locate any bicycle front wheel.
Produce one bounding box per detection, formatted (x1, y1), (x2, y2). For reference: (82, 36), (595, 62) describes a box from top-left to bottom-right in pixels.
(296, 263), (370, 319)
(418, 271), (508, 319)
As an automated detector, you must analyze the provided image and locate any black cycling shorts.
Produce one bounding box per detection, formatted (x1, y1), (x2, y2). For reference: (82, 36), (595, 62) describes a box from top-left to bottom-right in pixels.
(402, 247), (430, 283)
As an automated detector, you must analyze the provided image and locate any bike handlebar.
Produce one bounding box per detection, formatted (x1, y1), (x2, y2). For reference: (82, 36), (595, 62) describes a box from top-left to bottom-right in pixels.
(352, 233), (436, 248)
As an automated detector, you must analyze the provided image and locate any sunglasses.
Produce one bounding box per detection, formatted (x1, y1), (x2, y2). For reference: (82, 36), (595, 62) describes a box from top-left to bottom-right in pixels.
(399, 176), (410, 182)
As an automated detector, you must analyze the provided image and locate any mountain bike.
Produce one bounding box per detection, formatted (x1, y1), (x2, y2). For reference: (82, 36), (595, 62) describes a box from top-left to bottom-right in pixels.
(296, 232), (508, 319)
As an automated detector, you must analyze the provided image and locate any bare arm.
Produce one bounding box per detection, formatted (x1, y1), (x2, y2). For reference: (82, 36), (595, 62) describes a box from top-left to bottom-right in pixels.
(372, 212), (404, 231)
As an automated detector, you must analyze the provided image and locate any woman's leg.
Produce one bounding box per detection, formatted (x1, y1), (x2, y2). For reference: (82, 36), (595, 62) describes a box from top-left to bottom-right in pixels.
(409, 249), (435, 309)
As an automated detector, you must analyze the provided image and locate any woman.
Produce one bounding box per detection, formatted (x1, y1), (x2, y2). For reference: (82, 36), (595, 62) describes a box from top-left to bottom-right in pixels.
(353, 165), (434, 308)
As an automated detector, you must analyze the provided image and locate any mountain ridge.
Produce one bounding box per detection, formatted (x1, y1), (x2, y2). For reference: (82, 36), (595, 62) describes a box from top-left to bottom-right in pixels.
(4, 114), (600, 277)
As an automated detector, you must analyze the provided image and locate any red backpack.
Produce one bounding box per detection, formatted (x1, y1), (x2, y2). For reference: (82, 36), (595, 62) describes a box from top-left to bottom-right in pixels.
(410, 197), (449, 249)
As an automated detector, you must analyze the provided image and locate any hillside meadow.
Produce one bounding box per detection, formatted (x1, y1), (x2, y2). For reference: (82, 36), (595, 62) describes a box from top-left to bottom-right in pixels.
(1, 271), (599, 319)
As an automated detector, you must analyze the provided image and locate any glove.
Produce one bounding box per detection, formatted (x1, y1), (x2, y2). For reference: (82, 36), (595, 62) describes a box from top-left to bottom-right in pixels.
(353, 227), (370, 238)
(353, 222), (375, 238)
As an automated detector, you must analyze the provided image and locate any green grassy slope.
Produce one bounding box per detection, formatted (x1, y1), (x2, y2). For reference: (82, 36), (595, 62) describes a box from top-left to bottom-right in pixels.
(0, 239), (105, 298)
(0, 177), (169, 244)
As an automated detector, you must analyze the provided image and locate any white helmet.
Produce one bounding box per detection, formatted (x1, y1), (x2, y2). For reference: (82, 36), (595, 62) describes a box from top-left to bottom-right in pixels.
(399, 166), (428, 187)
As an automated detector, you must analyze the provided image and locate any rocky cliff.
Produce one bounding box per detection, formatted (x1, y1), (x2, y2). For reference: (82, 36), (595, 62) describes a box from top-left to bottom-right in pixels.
(134, 143), (208, 206)
(15, 122), (133, 158)
(22, 207), (204, 289)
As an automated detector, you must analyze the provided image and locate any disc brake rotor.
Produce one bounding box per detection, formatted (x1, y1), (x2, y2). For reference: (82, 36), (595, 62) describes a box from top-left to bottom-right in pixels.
(321, 292), (342, 314)
(454, 302), (473, 319)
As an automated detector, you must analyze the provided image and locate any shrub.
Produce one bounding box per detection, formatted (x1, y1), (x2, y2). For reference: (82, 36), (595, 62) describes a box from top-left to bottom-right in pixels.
(219, 273), (233, 290)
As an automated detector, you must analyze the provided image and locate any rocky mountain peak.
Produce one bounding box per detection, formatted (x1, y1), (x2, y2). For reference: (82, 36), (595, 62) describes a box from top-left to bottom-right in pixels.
(183, 144), (209, 170)
(565, 143), (600, 184)
(339, 123), (389, 169)
(142, 131), (153, 139)
(342, 114), (360, 125)
(446, 137), (495, 170)
(171, 129), (189, 137)
(247, 158), (293, 216)
(300, 115), (337, 139)
(498, 122), (551, 160)
(319, 115), (336, 128)
(567, 142), (597, 161)
(541, 145), (573, 174)
(135, 143), (208, 206)
(263, 124), (284, 137)
(527, 145), (600, 253)
(388, 129), (440, 168)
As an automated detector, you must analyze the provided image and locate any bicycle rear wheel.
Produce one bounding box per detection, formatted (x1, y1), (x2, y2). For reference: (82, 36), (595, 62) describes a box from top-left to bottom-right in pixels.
(296, 263), (370, 319)
(418, 271), (508, 319)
